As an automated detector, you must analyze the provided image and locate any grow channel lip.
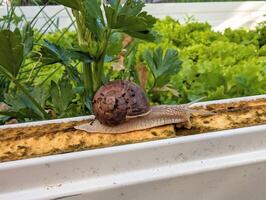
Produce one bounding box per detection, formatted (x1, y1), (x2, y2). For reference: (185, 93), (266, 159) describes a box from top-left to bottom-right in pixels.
(0, 95), (266, 200)
(0, 123), (264, 168)
(0, 94), (265, 130)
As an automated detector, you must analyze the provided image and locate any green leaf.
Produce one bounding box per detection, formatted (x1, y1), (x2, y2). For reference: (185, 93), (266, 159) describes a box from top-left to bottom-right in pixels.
(53, 0), (81, 10)
(0, 75), (9, 101)
(37, 40), (92, 65)
(106, 32), (123, 57)
(104, 0), (122, 19)
(83, 0), (105, 39)
(143, 47), (182, 87)
(69, 50), (93, 64)
(104, 5), (116, 29)
(50, 81), (61, 112)
(50, 79), (76, 116)
(0, 115), (10, 124)
(119, 0), (144, 16)
(22, 23), (34, 56)
(125, 30), (155, 42)
(105, 0), (156, 41)
(3, 90), (47, 121)
(0, 29), (23, 77)
(31, 87), (49, 108)
(115, 15), (151, 31)
(0, 108), (43, 121)
(38, 40), (70, 65)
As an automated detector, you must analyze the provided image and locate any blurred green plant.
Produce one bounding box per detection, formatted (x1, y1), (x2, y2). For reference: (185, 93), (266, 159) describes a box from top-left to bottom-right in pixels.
(0, 0), (160, 123)
(0, 3), (78, 122)
(0, 28), (50, 120)
(0, 3), (265, 124)
(41, 0), (157, 112)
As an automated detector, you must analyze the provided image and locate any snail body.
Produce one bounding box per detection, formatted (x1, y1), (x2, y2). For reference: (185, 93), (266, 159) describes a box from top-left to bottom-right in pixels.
(75, 104), (193, 134)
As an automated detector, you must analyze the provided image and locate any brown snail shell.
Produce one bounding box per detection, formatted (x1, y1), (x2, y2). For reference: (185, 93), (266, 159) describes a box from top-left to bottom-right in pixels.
(92, 80), (150, 126)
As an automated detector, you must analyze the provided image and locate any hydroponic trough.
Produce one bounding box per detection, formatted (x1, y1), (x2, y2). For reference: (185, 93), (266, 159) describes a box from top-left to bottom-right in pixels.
(0, 95), (266, 200)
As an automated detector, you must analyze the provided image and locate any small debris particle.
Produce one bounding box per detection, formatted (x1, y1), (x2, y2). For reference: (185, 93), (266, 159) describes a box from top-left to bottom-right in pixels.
(45, 163), (51, 168)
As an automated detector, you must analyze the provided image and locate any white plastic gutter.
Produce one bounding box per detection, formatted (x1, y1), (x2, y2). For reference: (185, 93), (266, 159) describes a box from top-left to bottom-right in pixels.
(0, 95), (266, 200)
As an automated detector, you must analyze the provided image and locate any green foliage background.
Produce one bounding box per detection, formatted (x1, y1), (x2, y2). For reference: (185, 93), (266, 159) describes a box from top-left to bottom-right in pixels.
(135, 17), (266, 104)
(30, 17), (266, 104)
(0, 8), (265, 124)
(15, 17), (266, 105)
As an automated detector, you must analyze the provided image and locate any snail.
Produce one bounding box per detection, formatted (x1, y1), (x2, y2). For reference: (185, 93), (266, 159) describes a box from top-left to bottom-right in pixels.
(75, 80), (211, 134)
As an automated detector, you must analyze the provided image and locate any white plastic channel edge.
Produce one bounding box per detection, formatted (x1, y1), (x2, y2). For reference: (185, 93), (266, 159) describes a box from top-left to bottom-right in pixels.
(0, 95), (266, 200)
(0, 2), (266, 31)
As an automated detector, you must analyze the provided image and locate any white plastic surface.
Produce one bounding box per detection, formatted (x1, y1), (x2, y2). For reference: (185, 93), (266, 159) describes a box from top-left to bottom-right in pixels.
(0, 2), (266, 31)
(0, 95), (266, 200)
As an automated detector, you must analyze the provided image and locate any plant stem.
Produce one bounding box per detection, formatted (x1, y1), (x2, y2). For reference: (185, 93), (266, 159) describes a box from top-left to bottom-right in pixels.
(83, 62), (93, 98)
(94, 29), (112, 90)
(0, 65), (49, 119)
(94, 58), (104, 90)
